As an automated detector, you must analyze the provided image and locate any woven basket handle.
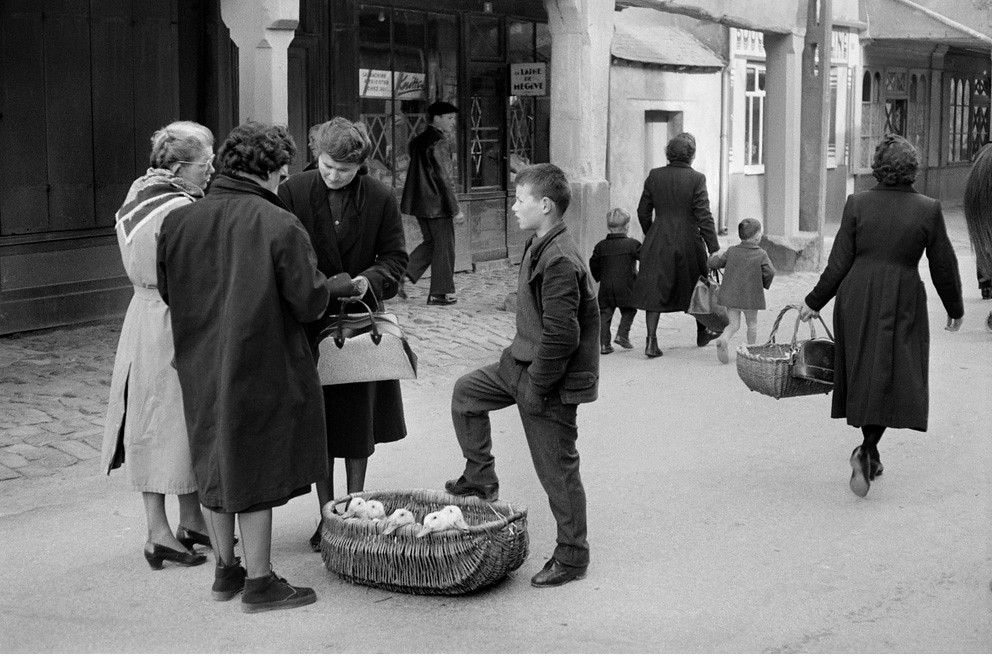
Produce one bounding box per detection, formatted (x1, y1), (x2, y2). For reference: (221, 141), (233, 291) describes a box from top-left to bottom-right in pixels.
(789, 309), (835, 348)
(470, 510), (527, 534)
(765, 304), (800, 345)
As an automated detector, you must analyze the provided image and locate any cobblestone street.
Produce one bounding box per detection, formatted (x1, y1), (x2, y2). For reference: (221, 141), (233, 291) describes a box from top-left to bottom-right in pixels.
(0, 264), (518, 481)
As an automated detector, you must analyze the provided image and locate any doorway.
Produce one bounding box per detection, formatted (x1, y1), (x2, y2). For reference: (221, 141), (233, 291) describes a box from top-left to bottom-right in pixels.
(644, 110), (684, 175)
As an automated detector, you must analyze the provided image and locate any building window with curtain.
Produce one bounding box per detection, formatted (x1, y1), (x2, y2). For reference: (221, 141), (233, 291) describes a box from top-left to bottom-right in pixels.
(947, 72), (991, 164)
(860, 70), (884, 169)
(743, 62), (765, 168)
(358, 6), (459, 191)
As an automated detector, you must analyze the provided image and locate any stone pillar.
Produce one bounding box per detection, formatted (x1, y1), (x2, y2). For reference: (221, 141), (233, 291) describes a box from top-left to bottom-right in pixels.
(545, 0), (613, 258)
(796, 0), (832, 269)
(220, 0), (299, 125)
(761, 32), (804, 269)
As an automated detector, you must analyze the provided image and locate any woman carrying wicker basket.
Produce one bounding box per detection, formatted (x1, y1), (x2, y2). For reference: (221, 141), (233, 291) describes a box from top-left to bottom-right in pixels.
(799, 135), (963, 498)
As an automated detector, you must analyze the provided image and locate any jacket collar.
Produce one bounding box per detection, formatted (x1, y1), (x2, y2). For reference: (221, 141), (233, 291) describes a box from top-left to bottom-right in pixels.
(668, 161), (692, 169)
(606, 233), (628, 240)
(872, 182), (916, 192)
(527, 221), (568, 267)
(210, 174), (289, 210)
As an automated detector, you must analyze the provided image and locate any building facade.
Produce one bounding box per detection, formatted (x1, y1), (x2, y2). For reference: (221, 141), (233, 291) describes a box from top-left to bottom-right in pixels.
(2, 0), (990, 334)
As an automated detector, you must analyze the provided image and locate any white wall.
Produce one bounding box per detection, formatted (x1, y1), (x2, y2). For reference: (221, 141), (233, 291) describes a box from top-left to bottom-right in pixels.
(608, 62), (723, 241)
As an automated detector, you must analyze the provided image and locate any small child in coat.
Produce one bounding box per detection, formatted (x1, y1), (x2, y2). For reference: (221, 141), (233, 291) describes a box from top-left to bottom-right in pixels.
(589, 208), (641, 354)
(707, 217), (775, 364)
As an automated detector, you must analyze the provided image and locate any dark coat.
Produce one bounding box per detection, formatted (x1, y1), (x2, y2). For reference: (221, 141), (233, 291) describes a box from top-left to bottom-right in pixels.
(400, 125), (460, 219)
(510, 222), (600, 405)
(632, 162), (720, 312)
(707, 242), (775, 310)
(156, 175), (330, 512)
(278, 169), (409, 457)
(589, 234), (641, 308)
(805, 184), (963, 431)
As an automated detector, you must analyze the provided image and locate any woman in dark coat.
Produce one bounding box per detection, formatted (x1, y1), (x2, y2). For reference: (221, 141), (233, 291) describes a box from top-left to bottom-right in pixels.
(157, 122), (331, 611)
(632, 132), (721, 358)
(962, 142), (992, 331)
(800, 135), (963, 498)
(277, 117), (409, 551)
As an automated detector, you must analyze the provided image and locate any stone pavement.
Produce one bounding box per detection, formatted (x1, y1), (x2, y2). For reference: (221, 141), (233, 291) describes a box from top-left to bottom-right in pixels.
(0, 208), (981, 483)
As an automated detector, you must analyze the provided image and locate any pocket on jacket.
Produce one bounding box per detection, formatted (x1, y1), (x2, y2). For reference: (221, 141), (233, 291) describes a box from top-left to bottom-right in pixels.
(559, 370), (598, 405)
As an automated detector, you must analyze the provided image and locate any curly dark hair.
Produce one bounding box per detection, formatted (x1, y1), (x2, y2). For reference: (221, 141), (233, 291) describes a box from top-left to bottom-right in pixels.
(666, 132), (696, 164)
(217, 122), (297, 178)
(871, 134), (918, 185)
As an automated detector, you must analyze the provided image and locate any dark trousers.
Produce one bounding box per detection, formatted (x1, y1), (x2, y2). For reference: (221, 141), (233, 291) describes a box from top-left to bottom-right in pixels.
(599, 305), (636, 345)
(407, 216), (455, 295)
(451, 352), (589, 568)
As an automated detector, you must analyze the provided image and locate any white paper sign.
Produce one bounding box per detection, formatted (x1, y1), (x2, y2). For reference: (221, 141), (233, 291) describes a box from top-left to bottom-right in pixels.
(510, 62), (546, 96)
(359, 69), (392, 98)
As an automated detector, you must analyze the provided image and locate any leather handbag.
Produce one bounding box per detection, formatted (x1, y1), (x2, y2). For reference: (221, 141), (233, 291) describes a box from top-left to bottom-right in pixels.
(316, 297), (417, 385)
(687, 269), (729, 332)
(790, 312), (835, 385)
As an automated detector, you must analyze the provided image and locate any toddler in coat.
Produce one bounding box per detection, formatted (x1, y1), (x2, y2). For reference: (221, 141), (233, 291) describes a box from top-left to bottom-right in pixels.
(707, 217), (775, 364)
(589, 208), (641, 354)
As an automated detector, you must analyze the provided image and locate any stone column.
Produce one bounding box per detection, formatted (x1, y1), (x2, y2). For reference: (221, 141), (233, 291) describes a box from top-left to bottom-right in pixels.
(761, 31), (804, 269)
(545, 0), (613, 258)
(220, 0), (299, 125)
(797, 0), (832, 269)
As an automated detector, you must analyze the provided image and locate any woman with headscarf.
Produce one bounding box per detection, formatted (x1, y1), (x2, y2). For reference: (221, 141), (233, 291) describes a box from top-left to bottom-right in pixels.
(632, 132), (721, 358)
(277, 117), (408, 552)
(100, 121), (214, 570)
(799, 135), (964, 498)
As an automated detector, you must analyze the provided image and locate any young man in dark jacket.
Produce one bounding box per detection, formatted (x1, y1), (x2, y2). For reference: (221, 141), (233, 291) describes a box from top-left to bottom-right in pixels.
(400, 101), (462, 305)
(446, 163), (599, 588)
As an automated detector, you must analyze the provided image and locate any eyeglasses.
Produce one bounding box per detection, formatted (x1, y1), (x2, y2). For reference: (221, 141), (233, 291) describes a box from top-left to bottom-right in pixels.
(177, 158), (214, 170)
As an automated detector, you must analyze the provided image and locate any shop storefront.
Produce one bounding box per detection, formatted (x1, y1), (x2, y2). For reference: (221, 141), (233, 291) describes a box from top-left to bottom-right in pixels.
(289, 0), (550, 268)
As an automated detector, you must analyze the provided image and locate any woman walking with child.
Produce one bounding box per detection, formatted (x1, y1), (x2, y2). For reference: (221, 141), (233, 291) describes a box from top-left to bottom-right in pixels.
(707, 217), (775, 364)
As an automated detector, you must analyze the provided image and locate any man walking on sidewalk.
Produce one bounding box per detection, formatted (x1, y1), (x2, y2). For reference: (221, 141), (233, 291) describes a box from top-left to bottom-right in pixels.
(401, 101), (462, 306)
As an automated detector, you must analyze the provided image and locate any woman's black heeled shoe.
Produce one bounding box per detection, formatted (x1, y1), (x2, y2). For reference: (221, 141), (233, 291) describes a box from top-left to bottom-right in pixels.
(176, 526), (238, 552)
(144, 542), (207, 570)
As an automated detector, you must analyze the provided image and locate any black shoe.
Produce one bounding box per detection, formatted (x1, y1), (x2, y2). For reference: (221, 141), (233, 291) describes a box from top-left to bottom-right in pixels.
(427, 294), (457, 306)
(444, 476), (499, 502)
(869, 457), (884, 480)
(849, 447), (870, 497)
(176, 526), (239, 552)
(309, 520), (322, 553)
(645, 337), (663, 358)
(143, 542), (207, 570)
(614, 335), (633, 349)
(242, 572), (317, 614)
(212, 557), (247, 601)
(696, 328), (721, 347)
(600, 344), (614, 355)
(530, 558), (587, 588)
(981, 286), (991, 300)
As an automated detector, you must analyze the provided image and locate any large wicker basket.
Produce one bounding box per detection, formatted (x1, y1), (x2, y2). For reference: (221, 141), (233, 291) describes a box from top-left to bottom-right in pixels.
(320, 489), (528, 596)
(736, 305), (834, 399)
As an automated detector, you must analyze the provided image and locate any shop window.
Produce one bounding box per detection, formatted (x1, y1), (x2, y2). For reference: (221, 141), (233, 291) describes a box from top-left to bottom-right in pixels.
(507, 19), (550, 185)
(860, 70), (885, 169)
(743, 62), (765, 169)
(358, 6), (459, 190)
(948, 72), (991, 163)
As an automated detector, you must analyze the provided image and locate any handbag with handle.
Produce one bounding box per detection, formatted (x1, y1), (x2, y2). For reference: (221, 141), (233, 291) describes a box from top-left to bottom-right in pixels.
(316, 296), (417, 385)
(790, 312), (835, 385)
(687, 269), (729, 332)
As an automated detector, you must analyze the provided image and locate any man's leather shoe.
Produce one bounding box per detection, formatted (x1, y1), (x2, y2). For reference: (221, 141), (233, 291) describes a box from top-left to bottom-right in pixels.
(444, 476), (499, 501)
(600, 344), (614, 355)
(427, 294), (457, 306)
(530, 558), (587, 588)
(696, 328), (721, 347)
